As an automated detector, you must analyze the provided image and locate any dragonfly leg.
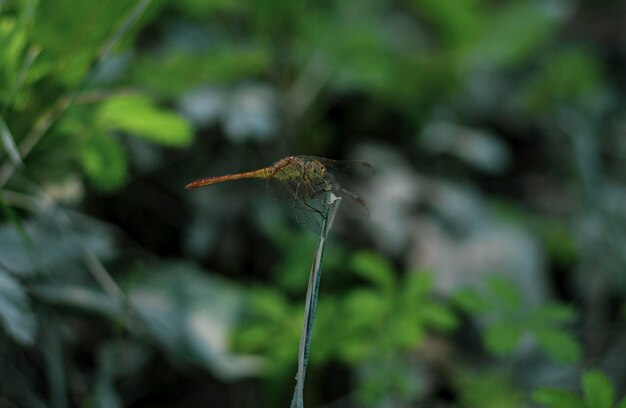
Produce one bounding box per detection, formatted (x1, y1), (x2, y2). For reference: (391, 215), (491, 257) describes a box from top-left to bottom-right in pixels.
(293, 182), (301, 208)
(283, 180), (319, 215)
(282, 180), (300, 204)
(308, 180), (332, 200)
(300, 182), (328, 219)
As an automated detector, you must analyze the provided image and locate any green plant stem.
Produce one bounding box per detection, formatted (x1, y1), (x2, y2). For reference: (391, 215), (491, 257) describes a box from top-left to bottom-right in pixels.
(291, 193), (342, 408)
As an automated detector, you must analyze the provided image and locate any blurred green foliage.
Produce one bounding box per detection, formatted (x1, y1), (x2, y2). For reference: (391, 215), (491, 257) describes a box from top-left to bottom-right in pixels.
(1, 0), (625, 406)
(454, 275), (581, 363)
(234, 251), (456, 406)
(533, 370), (626, 408)
(458, 372), (524, 408)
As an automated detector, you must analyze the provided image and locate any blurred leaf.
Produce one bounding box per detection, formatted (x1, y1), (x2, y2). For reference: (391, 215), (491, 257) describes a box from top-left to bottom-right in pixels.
(0, 269), (37, 345)
(452, 288), (490, 313)
(533, 327), (581, 364)
(0, 116), (22, 165)
(42, 317), (68, 408)
(97, 94), (193, 147)
(523, 49), (604, 114)
(535, 219), (579, 268)
(484, 321), (522, 355)
(350, 251), (395, 293)
(617, 397), (626, 408)
(29, 284), (125, 320)
(0, 212), (115, 276)
(31, 0), (137, 85)
(466, 1), (558, 67)
(390, 309), (426, 349)
(343, 288), (388, 327)
(412, 0), (482, 48)
(90, 343), (122, 408)
(131, 48), (269, 96)
(0, 190), (36, 270)
(459, 372), (524, 408)
(582, 371), (614, 408)
(271, 228), (320, 292)
(487, 276), (521, 312)
(529, 303), (576, 324)
(126, 262), (265, 379)
(80, 132), (127, 191)
(299, 9), (435, 104)
(354, 354), (422, 406)
(532, 388), (585, 408)
(172, 0), (246, 17)
(404, 272), (433, 301)
(338, 338), (375, 363)
(247, 289), (291, 322)
(420, 303), (458, 331)
(0, 12), (31, 106)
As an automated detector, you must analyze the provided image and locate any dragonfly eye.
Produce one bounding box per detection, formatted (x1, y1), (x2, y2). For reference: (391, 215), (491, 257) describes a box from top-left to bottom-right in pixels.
(310, 162), (325, 177)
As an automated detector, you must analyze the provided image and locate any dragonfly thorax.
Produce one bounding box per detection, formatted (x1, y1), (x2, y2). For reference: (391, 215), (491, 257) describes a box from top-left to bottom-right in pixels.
(272, 157), (327, 182)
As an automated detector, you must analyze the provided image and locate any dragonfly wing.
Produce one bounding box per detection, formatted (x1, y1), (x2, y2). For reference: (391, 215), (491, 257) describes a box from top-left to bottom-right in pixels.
(332, 185), (369, 220)
(266, 177), (329, 234)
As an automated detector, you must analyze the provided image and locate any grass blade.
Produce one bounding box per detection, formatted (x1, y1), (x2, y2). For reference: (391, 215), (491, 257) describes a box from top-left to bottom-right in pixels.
(291, 193), (342, 408)
(0, 117), (22, 166)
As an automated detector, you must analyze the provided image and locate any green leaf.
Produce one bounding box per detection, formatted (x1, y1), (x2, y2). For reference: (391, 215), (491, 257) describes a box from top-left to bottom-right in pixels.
(466, 1), (558, 67)
(337, 336), (376, 363)
(343, 288), (388, 327)
(420, 302), (458, 331)
(487, 276), (521, 311)
(483, 321), (522, 355)
(404, 272), (433, 301)
(411, 0), (482, 48)
(532, 388), (585, 408)
(459, 372), (524, 408)
(522, 49), (603, 114)
(529, 303), (576, 324)
(80, 132), (127, 191)
(0, 269), (37, 345)
(616, 396), (626, 408)
(248, 289), (290, 321)
(350, 251), (395, 293)
(97, 94), (193, 147)
(452, 288), (491, 313)
(582, 371), (614, 408)
(387, 307), (426, 349)
(32, 1), (139, 86)
(132, 47), (269, 95)
(533, 327), (581, 364)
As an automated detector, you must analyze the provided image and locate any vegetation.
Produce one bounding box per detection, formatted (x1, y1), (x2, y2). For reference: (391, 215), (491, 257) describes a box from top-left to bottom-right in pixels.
(1, 0), (625, 407)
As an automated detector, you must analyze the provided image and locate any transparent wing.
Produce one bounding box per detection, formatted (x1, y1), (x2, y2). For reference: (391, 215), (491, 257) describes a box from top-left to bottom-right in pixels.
(296, 155), (375, 186)
(265, 177), (329, 234)
(333, 185), (369, 220)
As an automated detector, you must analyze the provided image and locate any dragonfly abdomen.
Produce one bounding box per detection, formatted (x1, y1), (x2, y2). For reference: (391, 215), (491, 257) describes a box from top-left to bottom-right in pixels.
(184, 168), (271, 189)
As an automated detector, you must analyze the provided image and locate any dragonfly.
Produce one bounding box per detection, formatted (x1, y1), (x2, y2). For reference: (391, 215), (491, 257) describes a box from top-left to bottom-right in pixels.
(185, 155), (374, 233)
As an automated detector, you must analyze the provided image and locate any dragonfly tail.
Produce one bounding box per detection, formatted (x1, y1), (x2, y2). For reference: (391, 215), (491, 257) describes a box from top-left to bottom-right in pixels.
(184, 168), (270, 189)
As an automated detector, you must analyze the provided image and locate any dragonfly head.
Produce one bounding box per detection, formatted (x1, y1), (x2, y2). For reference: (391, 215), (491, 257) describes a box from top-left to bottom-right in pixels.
(307, 160), (326, 180)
